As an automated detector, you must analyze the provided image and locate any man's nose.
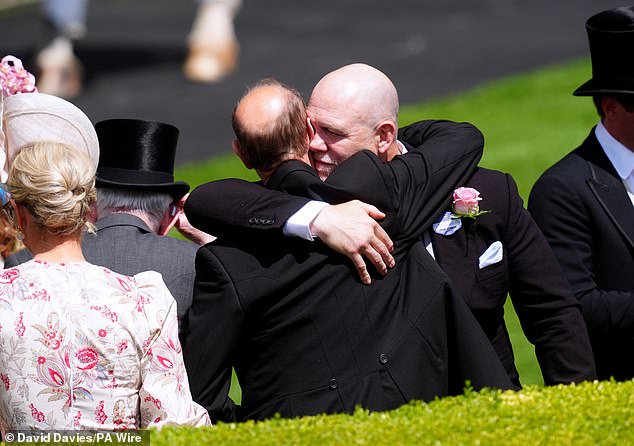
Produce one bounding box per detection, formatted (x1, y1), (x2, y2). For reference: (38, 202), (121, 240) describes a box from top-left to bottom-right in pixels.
(309, 132), (326, 152)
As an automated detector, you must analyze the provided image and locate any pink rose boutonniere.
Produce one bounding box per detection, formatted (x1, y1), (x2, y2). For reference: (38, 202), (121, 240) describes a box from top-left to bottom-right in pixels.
(451, 187), (491, 219)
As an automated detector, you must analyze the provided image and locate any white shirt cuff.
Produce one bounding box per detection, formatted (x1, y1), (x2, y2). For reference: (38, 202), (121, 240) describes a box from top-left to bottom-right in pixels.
(282, 201), (329, 240)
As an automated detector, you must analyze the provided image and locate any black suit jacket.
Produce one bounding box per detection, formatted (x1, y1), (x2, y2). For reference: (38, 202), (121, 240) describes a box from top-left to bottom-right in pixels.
(183, 120), (513, 423)
(427, 168), (595, 386)
(529, 128), (634, 381)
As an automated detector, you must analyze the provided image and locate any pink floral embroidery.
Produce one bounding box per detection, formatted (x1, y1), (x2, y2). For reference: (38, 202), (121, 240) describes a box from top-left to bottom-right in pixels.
(0, 269), (19, 284)
(116, 339), (128, 354)
(34, 313), (64, 349)
(75, 348), (99, 370)
(73, 411), (82, 427)
(94, 401), (108, 424)
(0, 261), (210, 429)
(134, 293), (150, 313)
(29, 403), (46, 422)
(117, 277), (132, 293)
(15, 312), (25, 336)
(24, 290), (50, 301)
(1, 373), (10, 391)
(90, 305), (119, 322)
(144, 396), (162, 409)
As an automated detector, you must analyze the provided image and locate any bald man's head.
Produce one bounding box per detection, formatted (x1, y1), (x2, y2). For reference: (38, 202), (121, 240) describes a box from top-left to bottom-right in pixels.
(232, 79), (310, 175)
(312, 63), (399, 127)
(307, 64), (401, 180)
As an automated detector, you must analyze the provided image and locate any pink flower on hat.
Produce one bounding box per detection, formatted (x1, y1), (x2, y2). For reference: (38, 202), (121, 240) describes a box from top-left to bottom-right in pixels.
(451, 187), (491, 219)
(0, 55), (37, 97)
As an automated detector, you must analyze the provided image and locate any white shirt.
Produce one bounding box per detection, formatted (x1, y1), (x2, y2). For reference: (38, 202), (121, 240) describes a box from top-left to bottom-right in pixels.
(595, 120), (634, 206)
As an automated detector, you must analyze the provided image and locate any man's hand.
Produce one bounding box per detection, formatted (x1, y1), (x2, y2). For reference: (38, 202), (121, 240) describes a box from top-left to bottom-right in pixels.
(310, 200), (395, 285)
(173, 194), (217, 245)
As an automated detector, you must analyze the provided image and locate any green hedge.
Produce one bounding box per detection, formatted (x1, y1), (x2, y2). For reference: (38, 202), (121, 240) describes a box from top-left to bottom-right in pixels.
(3, 381), (630, 445)
(150, 380), (633, 446)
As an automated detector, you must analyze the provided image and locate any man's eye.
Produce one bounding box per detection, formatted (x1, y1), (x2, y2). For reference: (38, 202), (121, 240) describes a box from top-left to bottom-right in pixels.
(324, 128), (342, 137)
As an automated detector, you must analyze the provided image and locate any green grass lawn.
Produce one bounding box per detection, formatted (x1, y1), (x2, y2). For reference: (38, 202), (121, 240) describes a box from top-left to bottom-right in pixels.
(175, 57), (597, 393)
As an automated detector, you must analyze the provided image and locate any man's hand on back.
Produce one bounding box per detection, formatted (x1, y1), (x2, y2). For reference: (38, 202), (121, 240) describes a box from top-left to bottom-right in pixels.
(310, 200), (395, 285)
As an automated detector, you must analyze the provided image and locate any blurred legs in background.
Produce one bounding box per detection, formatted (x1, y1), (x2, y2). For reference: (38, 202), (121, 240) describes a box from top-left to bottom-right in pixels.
(184, 0), (242, 83)
(36, 0), (242, 98)
(36, 0), (86, 98)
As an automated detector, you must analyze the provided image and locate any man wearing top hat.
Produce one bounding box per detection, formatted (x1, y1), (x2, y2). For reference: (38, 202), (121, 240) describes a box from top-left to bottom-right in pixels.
(529, 6), (634, 381)
(5, 118), (212, 321)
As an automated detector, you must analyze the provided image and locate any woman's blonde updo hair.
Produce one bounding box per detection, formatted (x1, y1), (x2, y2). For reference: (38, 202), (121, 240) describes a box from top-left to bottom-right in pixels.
(7, 141), (97, 236)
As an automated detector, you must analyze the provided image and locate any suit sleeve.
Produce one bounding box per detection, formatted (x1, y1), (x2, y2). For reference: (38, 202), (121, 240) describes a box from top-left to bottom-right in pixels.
(529, 173), (634, 335)
(391, 120), (484, 239)
(500, 174), (596, 384)
(184, 179), (311, 237)
(181, 246), (244, 423)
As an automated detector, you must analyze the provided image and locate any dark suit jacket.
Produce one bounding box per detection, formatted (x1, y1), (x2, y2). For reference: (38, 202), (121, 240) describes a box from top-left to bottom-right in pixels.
(5, 214), (198, 319)
(529, 128), (634, 381)
(428, 167), (595, 387)
(183, 120), (513, 423)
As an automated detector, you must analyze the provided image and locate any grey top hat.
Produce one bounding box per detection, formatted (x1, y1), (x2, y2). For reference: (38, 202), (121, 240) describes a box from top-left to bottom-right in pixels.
(574, 6), (634, 96)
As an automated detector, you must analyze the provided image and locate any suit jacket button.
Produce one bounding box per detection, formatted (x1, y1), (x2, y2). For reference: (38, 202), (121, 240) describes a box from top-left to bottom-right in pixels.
(329, 379), (338, 390)
(379, 353), (388, 365)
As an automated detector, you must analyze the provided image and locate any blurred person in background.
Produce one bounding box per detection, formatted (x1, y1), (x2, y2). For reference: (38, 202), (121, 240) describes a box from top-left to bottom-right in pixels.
(36, 0), (241, 98)
(529, 6), (634, 381)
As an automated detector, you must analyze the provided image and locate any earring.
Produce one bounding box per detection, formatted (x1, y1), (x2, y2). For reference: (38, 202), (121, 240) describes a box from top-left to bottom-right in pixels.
(16, 227), (24, 241)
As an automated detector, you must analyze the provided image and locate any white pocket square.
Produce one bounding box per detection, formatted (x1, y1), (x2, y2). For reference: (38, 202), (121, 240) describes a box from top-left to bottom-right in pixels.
(479, 241), (503, 269)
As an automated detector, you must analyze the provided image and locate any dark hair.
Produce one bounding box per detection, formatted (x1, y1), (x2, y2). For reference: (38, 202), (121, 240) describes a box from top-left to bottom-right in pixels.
(231, 79), (308, 171)
(592, 94), (634, 117)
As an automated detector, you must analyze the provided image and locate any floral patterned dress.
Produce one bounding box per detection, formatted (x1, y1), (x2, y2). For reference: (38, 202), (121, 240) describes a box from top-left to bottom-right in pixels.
(0, 260), (210, 433)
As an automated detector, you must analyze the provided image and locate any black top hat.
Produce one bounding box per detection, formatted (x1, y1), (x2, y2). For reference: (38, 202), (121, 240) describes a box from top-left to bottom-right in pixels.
(574, 6), (634, 96)
(95, 119), (190, 199)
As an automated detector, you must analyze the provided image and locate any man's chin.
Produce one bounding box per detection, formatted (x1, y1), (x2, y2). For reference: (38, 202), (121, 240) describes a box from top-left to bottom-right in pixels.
(315, 164), (333, 180)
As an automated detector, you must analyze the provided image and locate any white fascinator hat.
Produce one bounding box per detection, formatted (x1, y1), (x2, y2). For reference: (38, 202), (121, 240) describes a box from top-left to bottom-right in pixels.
(0, 55), (99, 182)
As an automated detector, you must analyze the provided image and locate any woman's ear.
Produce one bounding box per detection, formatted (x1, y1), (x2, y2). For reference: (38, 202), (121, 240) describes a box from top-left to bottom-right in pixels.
(11, 200), (26, 229)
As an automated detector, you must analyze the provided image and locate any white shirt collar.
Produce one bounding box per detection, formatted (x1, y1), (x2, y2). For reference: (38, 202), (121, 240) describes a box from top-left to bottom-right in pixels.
(397, 140), (408, 154)
(595, 120), (634, 181)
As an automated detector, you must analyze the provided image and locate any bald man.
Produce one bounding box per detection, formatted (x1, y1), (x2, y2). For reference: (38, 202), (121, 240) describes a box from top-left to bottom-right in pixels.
(182, 78), (515, 423)
(187, 64), (596, 389)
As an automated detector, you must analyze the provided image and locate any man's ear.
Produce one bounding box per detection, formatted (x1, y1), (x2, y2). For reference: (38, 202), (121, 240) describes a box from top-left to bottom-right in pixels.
(306, 117), (315, 144)
(602, 96), (620, 120)
(158, 201), (182, 236)
(376, 121), (397, 155)
(232, 139), (252, 169)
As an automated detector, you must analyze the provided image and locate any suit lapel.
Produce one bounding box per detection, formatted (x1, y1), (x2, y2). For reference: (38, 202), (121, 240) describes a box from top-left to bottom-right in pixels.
(581, 133), (634, 250)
